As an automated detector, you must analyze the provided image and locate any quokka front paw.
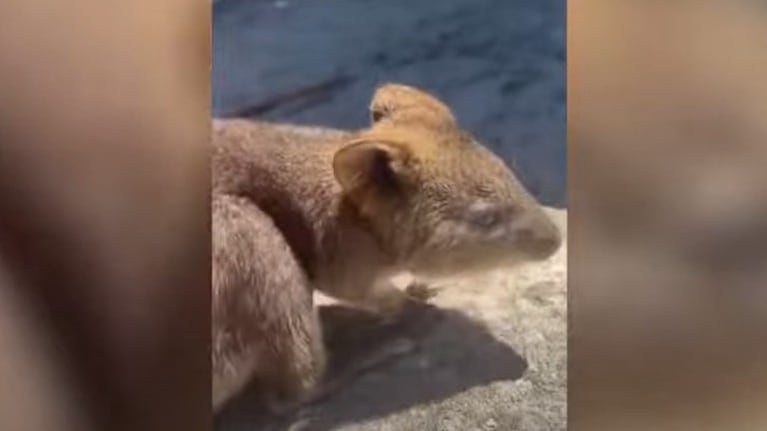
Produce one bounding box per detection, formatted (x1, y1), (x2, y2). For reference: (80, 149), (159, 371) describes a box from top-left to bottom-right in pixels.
(404, 281), (441, 302)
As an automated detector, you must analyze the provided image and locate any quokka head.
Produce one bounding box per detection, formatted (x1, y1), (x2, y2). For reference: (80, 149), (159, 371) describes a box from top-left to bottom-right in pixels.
(333, 83), (561, 277)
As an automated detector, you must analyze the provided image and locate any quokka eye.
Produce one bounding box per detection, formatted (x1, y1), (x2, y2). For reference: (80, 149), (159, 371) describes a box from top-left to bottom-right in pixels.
(469, 206), (502, 228)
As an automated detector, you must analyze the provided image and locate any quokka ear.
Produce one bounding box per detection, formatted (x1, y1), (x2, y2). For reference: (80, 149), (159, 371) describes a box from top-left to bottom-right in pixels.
(369, 83), (456, 126)
(332, 140), (411, 199)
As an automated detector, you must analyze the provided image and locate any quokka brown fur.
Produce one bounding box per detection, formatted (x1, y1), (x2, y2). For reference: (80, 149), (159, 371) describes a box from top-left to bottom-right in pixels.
(211, 83), (561, 412)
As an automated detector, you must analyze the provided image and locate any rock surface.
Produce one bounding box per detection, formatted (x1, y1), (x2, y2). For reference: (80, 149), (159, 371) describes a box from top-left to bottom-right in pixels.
(212, 0), (565, 206)
(216, 208), (566, 431)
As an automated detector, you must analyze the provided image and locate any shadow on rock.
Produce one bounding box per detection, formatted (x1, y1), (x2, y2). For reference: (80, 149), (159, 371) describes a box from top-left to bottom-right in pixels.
(216, 301), (527, 431)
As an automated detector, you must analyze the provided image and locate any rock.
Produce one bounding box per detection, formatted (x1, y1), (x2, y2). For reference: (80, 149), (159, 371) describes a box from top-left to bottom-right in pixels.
(216, 208), (566, 431)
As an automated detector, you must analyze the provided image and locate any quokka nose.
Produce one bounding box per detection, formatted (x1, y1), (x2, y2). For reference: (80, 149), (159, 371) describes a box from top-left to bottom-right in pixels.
(513, 211), (562, 260)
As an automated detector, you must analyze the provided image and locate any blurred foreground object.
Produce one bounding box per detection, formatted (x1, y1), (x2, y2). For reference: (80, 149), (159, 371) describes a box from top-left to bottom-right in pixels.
(0, 1), (209, 431)
(569, 0), (767, 430)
